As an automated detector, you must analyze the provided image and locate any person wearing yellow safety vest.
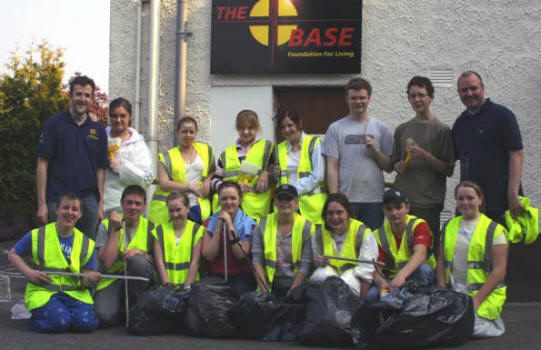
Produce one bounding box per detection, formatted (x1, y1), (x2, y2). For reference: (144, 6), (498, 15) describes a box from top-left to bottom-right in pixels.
(8, 192), (101, 333)
(437, 181), (508, 337)
(149, 116), (215, 226)
(202, 181), (257, 295)
(366, 188), (436, 302)
(251, 184), (313, 298)
(210, 110), (274, 220)
(93, 185), (155, 327)
(153, 191), (204, 290)
(310, 193), (378, 299)
(273, 109), (326, 224)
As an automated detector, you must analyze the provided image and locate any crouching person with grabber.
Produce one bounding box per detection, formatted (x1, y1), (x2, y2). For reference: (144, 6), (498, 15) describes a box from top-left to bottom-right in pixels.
(311, 193), (379, 299)
(8, 192), (100, 333)
(94, 185), (155, 327)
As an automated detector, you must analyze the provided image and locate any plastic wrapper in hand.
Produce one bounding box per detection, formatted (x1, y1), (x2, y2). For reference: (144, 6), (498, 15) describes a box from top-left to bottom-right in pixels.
(182, 277), (239, 338)
(127, 286), (191, 336)
(352, 281), (474, 349)
(229, 291), (305, 341)
(296, 277), (362, 346)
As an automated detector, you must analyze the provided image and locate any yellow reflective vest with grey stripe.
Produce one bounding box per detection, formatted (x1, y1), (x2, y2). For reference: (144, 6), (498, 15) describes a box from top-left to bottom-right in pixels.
(148, 143), (214, 225)
(96, 217), (154, 291)
(260, 212), (313, 286)
(374, 215), (436, 279)
(25, 222), (94, 311)
(314, 218), (370, 272)
(277, 135), (327, 224)
(442, 214), (507, 320)
(212, 139), (274, 219)
(152, 221), (203, 288)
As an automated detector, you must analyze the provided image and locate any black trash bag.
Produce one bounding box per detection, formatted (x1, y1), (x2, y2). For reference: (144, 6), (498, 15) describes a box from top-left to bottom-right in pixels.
(352, 281), (474, 349)
(127, 286), (191, 336)
(182, 277), (240, 338)
(296, 277), (363, 346)
(229, 291), (306, 341)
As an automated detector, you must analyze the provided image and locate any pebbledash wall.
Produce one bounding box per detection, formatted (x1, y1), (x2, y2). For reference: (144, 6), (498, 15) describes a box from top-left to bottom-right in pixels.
(109, 0), (541, 214)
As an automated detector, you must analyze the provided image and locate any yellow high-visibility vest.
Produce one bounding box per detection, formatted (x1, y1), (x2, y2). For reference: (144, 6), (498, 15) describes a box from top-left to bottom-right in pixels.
(152, 220), (203, 288)
(373, 215), (436, 278)
(149, 143), (214, 225)
(259, 212), (313, 286)
(442, 214), (507, 320)
(314, 218), (370, 271)
(212, 139), (274, 219)
(277, 134), (327, 224)
(25, 223), (94, 311)
(96, 217), (154, 290)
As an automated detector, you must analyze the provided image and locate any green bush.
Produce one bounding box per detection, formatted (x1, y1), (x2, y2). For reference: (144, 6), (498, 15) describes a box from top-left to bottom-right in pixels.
(0, 41), (69, 239)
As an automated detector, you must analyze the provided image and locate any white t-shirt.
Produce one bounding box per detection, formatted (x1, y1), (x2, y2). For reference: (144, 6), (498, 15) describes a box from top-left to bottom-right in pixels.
(323, 115), (393, 202)
(287, 150), (301, 185)
(452, 217), (507, 287)
(185, 154), (204, 207)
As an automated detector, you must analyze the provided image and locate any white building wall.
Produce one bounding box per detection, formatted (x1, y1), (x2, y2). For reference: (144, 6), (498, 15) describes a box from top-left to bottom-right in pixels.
(109, 0), (541, 211)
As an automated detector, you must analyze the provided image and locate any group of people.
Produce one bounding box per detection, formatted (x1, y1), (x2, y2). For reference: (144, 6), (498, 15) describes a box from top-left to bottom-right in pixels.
(8, 71), (524, 339)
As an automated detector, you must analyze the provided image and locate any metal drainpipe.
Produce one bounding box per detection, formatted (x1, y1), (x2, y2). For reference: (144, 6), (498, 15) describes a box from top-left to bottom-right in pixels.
(174, 0), (190, 146)
(147, 0), (161, 192)
(133, 0), (144, 130)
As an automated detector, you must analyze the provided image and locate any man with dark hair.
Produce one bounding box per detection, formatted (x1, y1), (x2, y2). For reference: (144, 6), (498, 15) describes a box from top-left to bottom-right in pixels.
(452, 71), (524, 222)
(36, 75), (107, 240)
(323, 77), (393, 229)
(391, 76), (455, 243)
(94, 185), (155, 327)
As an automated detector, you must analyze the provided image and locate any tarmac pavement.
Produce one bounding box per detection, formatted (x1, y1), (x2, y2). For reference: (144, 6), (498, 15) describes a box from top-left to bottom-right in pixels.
(1, 241), (541, 350)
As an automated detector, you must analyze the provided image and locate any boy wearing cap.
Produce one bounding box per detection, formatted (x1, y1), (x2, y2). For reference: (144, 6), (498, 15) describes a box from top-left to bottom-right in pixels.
(367, 188), (436, 301)
(251, 184), (313, 297)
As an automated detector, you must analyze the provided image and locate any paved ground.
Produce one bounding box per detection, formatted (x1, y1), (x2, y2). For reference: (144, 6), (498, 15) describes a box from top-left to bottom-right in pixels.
(1, 242), (541, 350)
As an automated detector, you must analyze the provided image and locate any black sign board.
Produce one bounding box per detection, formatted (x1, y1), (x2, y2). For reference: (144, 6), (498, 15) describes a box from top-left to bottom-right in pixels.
(210, 0), (362, 74)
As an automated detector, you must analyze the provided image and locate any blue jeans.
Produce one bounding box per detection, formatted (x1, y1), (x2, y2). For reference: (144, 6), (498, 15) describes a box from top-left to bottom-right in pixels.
(28, 291), (98, 333)
(48, 194), (99, 240)
(350, 202), (384, 230)
(365, 263), (435, 302)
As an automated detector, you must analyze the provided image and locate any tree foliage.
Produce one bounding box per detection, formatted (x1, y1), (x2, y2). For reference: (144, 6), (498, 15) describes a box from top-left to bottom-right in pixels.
(0, 42), (109, 240)
(0, 41), (69, 239)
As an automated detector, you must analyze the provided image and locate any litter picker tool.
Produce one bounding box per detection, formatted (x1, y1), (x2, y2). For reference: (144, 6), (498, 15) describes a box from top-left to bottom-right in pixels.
(322, 255), (385, 266)
(223, 221), (228, 282)
(0, 271), (149, 281)
(123, 220), (130, 329)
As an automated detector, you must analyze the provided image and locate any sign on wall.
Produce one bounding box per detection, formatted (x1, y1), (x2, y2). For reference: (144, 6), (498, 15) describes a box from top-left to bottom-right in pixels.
(210, 0), (362, 74)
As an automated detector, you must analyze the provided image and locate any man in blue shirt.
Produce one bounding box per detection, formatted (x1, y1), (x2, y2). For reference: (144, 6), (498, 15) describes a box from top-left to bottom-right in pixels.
(8, 192), (100, 333)
(452, 71), (524, 222)
(36, 75), (108, 239)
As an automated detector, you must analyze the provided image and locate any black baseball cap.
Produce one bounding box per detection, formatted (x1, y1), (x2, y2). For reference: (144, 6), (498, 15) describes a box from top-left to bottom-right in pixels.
(383, 188), (408, 204)
(275, 184), (298, 200)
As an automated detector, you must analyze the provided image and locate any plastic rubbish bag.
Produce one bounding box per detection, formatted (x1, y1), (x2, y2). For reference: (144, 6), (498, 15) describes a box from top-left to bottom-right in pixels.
(11, 302), (31, 320)
(182, 277), (239, 338)
(296, 277), (362, 346)
(127, 286), (191, 336)
(352, 281), (474, 349)
(229, 291), (305, 341)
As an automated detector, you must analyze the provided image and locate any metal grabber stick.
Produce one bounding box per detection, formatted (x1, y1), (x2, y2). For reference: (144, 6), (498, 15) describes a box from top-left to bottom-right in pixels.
(123, 220), (130, 329)
(223, 221), (228, 282)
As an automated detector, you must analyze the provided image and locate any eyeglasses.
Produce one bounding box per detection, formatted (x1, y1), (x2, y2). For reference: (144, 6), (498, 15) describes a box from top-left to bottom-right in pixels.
(408, 93), (428, 100)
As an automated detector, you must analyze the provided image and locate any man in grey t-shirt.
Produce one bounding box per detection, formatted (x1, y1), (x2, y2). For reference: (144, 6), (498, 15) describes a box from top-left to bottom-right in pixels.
(323, 78), (393, 229)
